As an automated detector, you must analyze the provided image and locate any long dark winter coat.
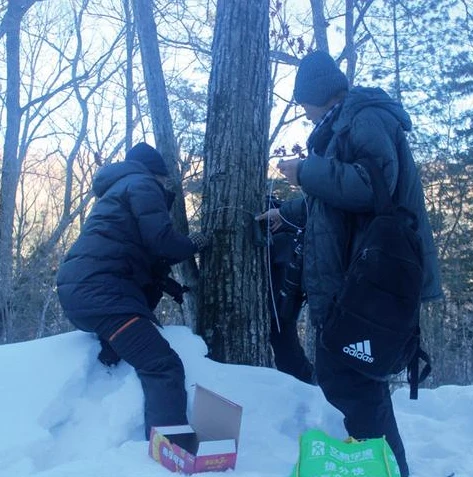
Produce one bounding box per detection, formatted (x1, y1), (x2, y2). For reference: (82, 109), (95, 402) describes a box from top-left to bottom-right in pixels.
(57, 161), (196, 329)
(281, 86), (442, 326)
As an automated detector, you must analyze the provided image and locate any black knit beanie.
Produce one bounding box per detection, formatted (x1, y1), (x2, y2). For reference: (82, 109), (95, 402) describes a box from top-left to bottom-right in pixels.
(125, 142), (169, 176)
(293, 51), (349, 106)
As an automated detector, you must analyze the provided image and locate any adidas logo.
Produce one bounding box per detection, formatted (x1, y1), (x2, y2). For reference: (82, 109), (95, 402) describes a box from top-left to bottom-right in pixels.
(343, 340), (374, 363)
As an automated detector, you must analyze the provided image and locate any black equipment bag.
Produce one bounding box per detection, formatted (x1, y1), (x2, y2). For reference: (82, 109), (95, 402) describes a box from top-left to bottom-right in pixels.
(276, 229), (306, 324)
(321, 160), (431, 399)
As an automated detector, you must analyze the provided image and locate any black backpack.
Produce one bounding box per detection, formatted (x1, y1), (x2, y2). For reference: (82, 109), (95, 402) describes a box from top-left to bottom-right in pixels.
(321, 160), (431, 399)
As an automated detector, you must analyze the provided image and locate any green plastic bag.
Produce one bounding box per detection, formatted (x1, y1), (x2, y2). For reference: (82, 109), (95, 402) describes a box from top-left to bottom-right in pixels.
(290, 429), (400, 477)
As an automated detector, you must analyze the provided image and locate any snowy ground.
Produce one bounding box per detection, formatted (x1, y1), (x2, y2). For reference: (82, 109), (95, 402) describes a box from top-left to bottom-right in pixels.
(0, 327), (470, 477)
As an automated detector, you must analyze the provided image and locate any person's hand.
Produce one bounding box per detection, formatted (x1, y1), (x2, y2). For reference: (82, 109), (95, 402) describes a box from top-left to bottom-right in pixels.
(98, 338), (121, 367)
(255, 208), (282, 233)
(188, 231), (211, 252)
(277, 158), (302, 186)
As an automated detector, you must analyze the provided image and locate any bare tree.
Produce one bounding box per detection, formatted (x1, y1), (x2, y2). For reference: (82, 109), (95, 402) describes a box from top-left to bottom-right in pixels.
(0, 0), (129, 341)
(123, 0), (135, 151)
(310, 0), (329, 52)
(131, 0), (199, 329)
(0, 0), (46, 342)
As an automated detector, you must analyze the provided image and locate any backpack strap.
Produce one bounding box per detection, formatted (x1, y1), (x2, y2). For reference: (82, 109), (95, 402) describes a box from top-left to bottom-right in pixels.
(407, 333), (432, 400)
(357, 159), (394, 216)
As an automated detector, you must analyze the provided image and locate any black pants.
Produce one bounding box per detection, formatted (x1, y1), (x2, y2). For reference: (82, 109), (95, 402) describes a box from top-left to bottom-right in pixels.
(316, 335), (409, 477)
(96, 315), (188, 439)
(270, 262), (313, 384)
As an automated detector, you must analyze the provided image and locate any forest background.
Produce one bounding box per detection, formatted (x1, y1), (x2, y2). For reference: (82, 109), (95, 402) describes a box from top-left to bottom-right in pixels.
(0, 0), (472, 389)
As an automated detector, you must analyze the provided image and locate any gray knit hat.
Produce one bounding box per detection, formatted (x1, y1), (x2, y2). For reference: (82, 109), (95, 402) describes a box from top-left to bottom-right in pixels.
(125, 142), (169, 176)
(293, 51), (349, 106)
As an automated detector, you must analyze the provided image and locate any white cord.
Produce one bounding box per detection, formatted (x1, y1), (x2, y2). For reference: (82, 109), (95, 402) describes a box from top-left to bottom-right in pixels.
(266, 180), (281, 333)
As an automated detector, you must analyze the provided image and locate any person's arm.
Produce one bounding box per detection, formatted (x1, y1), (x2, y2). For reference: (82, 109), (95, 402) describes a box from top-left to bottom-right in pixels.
(256, 197), (306, 233)
(299, 110), (399, 213)
(279, 198), (307, 230)
(126, 176), (197, 262)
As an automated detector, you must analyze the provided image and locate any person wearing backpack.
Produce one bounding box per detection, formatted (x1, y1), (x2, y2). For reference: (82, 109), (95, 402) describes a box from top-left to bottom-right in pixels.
(56, 142), (210, 440)
(260, 51), (442, 477)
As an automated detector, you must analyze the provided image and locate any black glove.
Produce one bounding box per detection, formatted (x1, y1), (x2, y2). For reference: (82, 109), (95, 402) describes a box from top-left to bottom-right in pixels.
(98, 338), (121, 367)
(188, 231), (211, 252)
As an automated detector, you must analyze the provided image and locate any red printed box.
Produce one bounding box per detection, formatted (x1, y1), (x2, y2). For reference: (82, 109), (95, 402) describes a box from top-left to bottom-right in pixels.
(148, 384), (242, 474)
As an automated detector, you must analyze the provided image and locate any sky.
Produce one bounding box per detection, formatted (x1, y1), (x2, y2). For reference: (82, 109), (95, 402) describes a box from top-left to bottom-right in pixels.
(0, 326), (470, 477)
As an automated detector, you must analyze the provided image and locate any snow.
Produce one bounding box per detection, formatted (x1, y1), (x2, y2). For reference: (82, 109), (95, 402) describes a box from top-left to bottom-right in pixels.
(0, 326), (470, 477)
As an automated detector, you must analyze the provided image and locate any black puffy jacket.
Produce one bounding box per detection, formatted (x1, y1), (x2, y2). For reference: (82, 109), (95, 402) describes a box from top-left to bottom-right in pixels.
(56, 160), (196, 329)
(281, 87), (442, 326)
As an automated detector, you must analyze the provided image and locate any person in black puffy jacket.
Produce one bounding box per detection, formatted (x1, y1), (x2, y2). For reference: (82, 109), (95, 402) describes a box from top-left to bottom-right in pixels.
(259, 52), (442, 477)
(57, 142), (209, 439)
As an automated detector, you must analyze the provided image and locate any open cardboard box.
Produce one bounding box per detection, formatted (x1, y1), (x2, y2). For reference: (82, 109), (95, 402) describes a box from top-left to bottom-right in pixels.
(148, 384), (242, 474)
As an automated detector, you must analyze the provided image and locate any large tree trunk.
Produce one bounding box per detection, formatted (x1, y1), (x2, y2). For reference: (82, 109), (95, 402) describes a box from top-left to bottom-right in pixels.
(131, 0), (199, 329)
(198, 0), (271, 366)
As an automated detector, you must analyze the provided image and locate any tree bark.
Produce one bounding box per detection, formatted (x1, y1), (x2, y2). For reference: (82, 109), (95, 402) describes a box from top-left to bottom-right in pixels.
(131, 0), (199, 329)
(344, 0), (356, 86)
(124, 0), (134, 151)
(0, 2), (31, 342)
(198, 0), (272, 366)
(310, 0), (329, 52)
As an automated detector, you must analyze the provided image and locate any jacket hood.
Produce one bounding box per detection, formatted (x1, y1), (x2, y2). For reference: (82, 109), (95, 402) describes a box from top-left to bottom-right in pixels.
(93, 161), (152, 198)
(334, 86), (412, 133)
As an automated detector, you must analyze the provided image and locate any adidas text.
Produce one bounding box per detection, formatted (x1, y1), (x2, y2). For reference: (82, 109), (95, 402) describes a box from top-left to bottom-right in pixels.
(343, 340), (374, 363)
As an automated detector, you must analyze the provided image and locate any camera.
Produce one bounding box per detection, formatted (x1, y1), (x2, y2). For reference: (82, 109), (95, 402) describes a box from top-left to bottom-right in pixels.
(277, 230), (306, 322)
